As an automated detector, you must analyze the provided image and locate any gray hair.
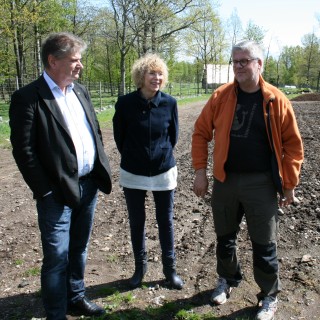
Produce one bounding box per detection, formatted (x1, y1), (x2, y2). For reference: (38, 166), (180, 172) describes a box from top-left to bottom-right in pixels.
(41, 32), (87, 69)
(232, 40), (264, 73)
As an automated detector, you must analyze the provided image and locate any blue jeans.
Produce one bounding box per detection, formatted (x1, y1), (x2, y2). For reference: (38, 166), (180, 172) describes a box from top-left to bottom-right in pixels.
(36, 178), (98, 320)
(123, 188), (175, 261)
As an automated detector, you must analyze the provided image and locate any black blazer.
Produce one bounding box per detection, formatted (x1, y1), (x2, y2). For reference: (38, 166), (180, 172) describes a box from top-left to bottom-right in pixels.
(9, 75), (112, 208)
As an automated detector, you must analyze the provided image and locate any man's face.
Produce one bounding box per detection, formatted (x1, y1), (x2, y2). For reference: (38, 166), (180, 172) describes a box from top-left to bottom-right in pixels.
(232, 50), (261, 87)
(48, 51), (83, 86)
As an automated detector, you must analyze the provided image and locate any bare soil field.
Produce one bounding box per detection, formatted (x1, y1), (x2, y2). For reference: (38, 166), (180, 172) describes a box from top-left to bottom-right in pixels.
(0, 94), (319, 319)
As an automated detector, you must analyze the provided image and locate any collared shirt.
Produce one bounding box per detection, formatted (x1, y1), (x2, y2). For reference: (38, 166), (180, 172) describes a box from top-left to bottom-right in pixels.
(43, 71), (96, 177)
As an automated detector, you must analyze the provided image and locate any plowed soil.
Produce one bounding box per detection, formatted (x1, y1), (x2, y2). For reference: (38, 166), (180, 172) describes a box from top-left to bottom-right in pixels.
(0, 93), (319, 319)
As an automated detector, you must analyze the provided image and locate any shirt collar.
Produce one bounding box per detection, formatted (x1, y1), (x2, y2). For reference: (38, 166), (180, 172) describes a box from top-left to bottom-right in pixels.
(43, 71), (74, 92)
(137, 89), (161, 107)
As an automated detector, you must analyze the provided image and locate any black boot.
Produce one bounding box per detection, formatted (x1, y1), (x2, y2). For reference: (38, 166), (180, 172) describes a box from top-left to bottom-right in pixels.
(129, 252), (147, 289)
(162, 256), (184, 290)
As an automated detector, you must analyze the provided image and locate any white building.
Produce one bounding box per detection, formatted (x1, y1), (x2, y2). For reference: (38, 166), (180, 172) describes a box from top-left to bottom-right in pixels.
(204, 64), (234, 87)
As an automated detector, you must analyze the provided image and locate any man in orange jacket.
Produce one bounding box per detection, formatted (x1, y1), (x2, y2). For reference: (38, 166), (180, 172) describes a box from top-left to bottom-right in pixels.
(192, 40), (303, 320)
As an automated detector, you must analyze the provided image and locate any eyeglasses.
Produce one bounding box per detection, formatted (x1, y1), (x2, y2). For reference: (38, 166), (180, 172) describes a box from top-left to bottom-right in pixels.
(230, 58), (258, 67)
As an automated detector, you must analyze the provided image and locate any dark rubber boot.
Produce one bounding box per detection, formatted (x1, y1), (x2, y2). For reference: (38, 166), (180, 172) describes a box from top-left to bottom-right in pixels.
(129, 252), (147, 289)
(162, 256), (184, 290)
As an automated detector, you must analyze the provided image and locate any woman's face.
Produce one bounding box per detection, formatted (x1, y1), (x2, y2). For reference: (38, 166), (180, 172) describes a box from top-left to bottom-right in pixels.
(141, 69), (163, 95)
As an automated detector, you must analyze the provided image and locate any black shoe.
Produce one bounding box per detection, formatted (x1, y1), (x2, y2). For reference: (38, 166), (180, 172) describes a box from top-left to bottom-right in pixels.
(69, 296), (106, 316)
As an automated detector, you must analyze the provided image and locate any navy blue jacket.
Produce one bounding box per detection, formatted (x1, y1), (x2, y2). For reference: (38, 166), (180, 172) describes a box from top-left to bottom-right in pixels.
(113, 90), (179, 176)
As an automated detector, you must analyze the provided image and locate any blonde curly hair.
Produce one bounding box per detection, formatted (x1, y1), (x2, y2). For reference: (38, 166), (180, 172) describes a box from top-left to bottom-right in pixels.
(131, 53), (168, 89)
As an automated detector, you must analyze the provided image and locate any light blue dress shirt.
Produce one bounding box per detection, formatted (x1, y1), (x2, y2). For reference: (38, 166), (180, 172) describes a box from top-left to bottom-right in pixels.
(43, 71), (96, 178)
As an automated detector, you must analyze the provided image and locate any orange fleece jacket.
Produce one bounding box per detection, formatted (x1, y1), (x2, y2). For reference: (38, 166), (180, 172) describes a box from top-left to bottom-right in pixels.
(192, 75), (304, 190)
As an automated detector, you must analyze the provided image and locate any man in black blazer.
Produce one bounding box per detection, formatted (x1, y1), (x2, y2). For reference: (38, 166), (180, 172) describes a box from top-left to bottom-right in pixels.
(9, 32), (112, 320)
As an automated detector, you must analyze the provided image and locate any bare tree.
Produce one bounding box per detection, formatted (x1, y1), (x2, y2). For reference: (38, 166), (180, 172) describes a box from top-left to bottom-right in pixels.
(243, 20), (265, 43)
(109, 0), (137, 95)
(301, 32), (320, 88)
(185, 1), (222, 93)
(131, 0), (200, 55)
(224, 9), (243, 82)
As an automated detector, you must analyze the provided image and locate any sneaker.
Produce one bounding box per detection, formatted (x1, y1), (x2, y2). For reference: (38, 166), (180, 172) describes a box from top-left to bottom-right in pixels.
(210, 277), (233, 305)
(256, 296), (278, 320)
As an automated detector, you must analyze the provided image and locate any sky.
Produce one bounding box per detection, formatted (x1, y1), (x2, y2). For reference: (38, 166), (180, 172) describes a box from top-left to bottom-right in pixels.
(218, 0), (320, 56)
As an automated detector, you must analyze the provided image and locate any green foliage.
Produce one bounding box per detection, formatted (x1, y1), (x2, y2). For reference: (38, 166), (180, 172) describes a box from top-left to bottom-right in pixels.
(1, 0), (319, 95)
(279, 87), (312, 100)
(170, 61), (198, 82)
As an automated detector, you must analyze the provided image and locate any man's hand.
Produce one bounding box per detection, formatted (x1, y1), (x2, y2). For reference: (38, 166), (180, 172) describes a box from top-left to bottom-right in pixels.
(280, 188), (299, 207)
(193, 168), (208, 198)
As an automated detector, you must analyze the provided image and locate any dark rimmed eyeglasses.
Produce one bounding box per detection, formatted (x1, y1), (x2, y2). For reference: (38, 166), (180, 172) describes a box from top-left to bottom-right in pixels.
(230, 58), (258, 67)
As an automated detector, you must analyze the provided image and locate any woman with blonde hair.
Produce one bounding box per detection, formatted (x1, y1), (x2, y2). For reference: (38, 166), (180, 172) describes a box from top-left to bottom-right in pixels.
(113, 53), (183, 289)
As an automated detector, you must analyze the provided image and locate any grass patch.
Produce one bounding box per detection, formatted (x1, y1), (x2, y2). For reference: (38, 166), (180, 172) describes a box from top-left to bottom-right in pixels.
(23, 267), (41, 277)
(103, 290), (135, 311)
(175, 309), (209, 319)
(146, 301), (178, 317)
(104, 306), (252, 320)
(0, 121), (11, 148)
(107, 308), (151, 320)
(176, 94), (211, 106)
(14, 259), (24, 266)
(96, 107), (115, 126)
(98, 286), (118, 296)
(144, 302), (219, 320)
(0, 101), (9, 120)
(105, 254), (118, 263)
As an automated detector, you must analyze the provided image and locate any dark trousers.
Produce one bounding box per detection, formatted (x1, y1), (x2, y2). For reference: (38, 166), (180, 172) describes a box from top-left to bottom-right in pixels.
(123, 188), (175, 261)
(211, 171), (281, 297)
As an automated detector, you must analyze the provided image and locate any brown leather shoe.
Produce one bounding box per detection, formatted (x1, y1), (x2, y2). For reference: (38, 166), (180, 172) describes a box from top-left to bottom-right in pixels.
(70, 296), (106, 316)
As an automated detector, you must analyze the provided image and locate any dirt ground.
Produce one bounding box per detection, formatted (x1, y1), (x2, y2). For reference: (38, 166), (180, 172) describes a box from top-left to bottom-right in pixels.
(0, 93), (319, 319)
